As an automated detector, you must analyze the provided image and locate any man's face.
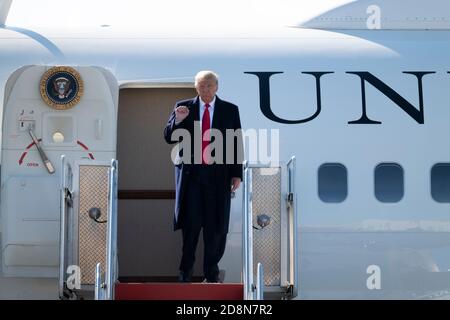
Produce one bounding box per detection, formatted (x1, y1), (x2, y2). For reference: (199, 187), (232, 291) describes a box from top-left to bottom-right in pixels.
(196, 78), (218, 104)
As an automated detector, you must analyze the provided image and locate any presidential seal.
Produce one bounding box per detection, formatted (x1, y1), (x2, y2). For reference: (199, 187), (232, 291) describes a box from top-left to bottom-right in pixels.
(40, 66), (83, 110)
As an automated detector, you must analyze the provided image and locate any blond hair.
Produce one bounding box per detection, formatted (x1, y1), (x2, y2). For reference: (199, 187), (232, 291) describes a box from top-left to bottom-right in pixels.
(195, 70), (219, 86)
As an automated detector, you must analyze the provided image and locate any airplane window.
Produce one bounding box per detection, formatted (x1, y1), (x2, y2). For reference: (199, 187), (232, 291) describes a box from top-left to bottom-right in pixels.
(318, 163), (347, 203)
(374, 163), (404, 203)
(431, 163), (450, 202)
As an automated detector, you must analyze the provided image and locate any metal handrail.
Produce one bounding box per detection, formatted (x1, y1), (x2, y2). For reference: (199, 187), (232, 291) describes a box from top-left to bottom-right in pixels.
(58, 155), (66, 299)
(243, 161), (255, 300)
(58, 155), (73, 298)
(95, 263), (103, 300)
(256, 263), (264, 300)
(286, 156), (295, 167)
(287, 156), (298, 298)
(105, 159), (119, 300)
(242, 161), (249, 298)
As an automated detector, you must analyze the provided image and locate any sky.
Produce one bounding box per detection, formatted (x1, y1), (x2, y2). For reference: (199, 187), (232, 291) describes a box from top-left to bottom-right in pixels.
(6, 0), (353, 27)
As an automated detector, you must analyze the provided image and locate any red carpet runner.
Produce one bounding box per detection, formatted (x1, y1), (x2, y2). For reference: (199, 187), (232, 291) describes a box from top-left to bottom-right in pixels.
(115, 283), (244, 300)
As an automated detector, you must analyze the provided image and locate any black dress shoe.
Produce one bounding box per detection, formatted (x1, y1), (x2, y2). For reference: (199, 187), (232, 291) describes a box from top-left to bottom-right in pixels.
(204, 274), (220, 283)
(204, 269), (224, 283)
(178, 270), (193, 282)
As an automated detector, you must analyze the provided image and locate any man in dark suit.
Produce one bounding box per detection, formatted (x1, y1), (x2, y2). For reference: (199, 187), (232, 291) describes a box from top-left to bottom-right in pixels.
(164, 70), (243, 283)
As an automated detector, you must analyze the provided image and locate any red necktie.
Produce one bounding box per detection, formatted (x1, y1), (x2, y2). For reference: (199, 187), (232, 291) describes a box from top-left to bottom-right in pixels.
(202, 103), (211, 165)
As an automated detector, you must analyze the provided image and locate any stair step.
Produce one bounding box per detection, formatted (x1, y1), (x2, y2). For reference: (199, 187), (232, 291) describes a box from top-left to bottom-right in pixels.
(115, 282), (244, 300)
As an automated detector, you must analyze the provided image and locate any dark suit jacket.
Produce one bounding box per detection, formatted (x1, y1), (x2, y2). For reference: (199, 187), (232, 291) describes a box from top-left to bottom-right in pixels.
(164, 95), (243, 234)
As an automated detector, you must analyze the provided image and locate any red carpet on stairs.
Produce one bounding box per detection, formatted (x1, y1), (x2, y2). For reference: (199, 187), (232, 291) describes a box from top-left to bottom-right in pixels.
(115, 283), (244, 300)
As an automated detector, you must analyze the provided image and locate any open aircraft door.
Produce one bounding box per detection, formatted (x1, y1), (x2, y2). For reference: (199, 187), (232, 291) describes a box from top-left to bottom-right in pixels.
(1, 65), (118, 298)
(243, 157), (298, 300)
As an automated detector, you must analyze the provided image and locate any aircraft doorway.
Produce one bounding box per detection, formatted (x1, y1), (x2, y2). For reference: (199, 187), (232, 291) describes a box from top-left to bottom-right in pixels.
(117, 86), (198, 281)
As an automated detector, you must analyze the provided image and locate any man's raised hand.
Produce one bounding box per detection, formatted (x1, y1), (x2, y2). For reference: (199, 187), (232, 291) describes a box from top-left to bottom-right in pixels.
(175, 105), (189, 123)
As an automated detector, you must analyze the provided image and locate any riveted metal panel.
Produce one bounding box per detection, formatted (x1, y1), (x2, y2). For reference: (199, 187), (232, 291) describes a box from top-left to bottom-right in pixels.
(252, 167), (281, 287)
(78, 165), (109, 285)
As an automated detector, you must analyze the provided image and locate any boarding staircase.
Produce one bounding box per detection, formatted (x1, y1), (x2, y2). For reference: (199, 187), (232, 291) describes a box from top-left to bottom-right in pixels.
(58, 157), (298, 300)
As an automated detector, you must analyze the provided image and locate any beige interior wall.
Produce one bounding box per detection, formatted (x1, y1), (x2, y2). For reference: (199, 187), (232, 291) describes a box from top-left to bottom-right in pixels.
(117, 87), (205, 278)
(117, 88), (194, 190)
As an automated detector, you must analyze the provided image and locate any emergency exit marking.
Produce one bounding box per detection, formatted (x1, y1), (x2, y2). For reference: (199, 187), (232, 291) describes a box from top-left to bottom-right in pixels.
(26, 163), (39, 167)
(18, 138), (95, 165)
